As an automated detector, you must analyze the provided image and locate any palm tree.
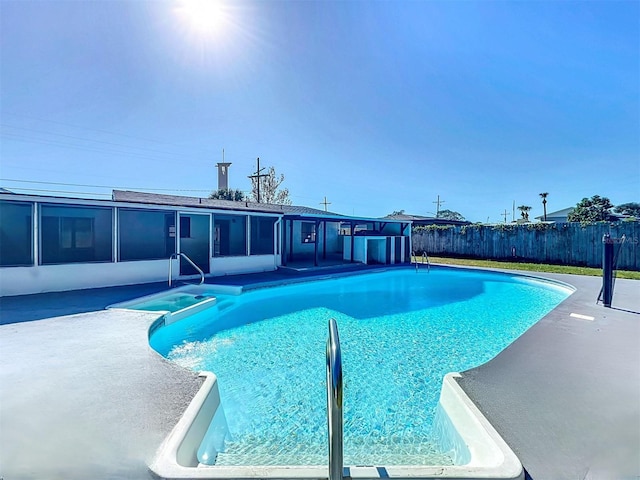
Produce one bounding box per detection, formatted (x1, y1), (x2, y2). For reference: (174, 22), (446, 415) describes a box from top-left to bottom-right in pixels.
(539, 192), (549, 221)
(517, 205), (532, 222)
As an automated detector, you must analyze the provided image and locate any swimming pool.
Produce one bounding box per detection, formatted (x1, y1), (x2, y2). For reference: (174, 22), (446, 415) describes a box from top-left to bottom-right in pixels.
(148, 267), (572, 475)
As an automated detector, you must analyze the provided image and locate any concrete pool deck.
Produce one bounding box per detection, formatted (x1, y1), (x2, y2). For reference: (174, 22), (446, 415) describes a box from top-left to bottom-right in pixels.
(0, 266), (638, 479)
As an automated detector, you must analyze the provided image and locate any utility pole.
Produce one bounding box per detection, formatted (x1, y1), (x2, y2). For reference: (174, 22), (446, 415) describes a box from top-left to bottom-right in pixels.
(320, 196), (331, 212)
(501, 209), (511, 223)
(433, 195), (445, 217)
(247, 157), (268, 203)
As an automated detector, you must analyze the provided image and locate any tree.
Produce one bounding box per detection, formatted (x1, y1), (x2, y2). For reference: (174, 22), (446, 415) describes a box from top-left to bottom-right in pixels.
(614, 202), (640, 218)
(539, 192), (549, 221)
(209, 188), (245, 201)
(389, 210), (405, 216)
(249, 166), (292, 205)
(437, 209), (466, 221)
(517, 205), (532, 221)
(567, 195), (614, 222)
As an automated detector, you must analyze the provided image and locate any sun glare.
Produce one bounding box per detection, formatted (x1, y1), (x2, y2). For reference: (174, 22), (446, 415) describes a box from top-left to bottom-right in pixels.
(175, 0), (229, 38)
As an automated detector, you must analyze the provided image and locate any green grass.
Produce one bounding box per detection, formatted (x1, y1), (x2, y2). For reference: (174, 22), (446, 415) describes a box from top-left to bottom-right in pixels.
(413, 256), (640, 280)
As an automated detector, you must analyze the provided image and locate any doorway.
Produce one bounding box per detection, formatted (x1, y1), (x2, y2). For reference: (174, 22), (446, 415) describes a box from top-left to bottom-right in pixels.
(178, 213), (210, 275)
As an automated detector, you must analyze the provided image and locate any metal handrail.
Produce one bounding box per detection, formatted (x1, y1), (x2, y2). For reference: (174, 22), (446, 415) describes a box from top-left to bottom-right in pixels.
(326, 318), (343, 480)
(168, 252), (205, 287)
(422, 252), (430, 272)
(413, 251), (430, 272)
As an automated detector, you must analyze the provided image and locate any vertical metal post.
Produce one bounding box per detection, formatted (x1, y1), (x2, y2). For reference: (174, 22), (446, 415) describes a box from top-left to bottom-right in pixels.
(323, 220), (327, 260)
(350, 222), (355, 263)
(602, 234), (614, 308)
(327, 319), (343, 480)
(289, 219), (294, 262)
(315, 220), (320, 267)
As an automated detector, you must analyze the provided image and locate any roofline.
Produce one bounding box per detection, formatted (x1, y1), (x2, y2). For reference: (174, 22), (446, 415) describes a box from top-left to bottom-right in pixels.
(0, 192), (284, 216)
(0, 191), (411, 224)
(283, 213), (410, 224)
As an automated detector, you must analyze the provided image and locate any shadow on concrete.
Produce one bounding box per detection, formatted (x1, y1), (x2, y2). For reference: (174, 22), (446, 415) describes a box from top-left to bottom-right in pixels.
(608, 306), (640, 315)
(0, 282), (169, 325)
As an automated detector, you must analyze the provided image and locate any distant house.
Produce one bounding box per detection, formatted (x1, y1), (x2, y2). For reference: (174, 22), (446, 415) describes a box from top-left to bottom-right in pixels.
(535, 207), (628, 223)
(384, 213), (470, 227)
(535, 207), (574, 223)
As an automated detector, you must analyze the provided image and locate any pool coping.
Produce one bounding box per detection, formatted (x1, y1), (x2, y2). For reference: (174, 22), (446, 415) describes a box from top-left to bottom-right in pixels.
(149, 372), (524, 480)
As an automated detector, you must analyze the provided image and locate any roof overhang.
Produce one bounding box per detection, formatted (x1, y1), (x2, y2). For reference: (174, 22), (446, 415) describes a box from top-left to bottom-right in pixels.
(283, 213), (410, 225)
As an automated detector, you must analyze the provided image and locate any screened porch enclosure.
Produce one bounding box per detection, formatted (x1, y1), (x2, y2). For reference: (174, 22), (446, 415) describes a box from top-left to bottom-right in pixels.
(281, 216), (411, 268)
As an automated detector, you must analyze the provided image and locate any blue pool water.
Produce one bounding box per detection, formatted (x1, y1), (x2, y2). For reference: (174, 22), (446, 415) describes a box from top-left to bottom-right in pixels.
(149, 268), (571, 466)
(121, 292), (215, 313)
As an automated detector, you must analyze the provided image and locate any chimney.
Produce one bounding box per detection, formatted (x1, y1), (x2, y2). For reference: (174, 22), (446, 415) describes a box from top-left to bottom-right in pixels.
(216, 162), (232, 190)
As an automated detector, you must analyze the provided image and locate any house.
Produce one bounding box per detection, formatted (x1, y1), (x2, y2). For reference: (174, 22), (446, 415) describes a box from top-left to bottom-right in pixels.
(535, 207), (628, 223)
(0, 190), (412, 296)
(534, 207), (574, 223)
(384, 213), (470, 227)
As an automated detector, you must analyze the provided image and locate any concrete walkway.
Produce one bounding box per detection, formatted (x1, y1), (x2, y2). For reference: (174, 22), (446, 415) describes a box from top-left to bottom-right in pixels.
(0, 309), (202, 480)
(0, 266), (638, 479)
(456, 272), (640, 480)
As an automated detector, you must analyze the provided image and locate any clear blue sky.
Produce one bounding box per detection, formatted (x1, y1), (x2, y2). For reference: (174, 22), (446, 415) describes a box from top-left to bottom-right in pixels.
(1, 0), (638, 222)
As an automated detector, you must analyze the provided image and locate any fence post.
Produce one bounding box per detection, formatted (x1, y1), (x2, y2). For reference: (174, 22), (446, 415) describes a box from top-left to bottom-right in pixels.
(602, 234), (614, 308)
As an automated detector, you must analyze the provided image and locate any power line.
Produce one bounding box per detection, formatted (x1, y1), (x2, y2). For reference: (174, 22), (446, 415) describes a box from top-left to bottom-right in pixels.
(4, 187), (112, 196)
(0, 178), (212, 193)
(1, 131), (211, 166)
(0, 123), (200, 159)
(1, 132), (173, 163)
(2, 111), (185, 146)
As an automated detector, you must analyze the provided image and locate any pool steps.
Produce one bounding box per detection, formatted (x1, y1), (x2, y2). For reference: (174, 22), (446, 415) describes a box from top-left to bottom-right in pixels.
(107, 284), (242, 324)
(149, 373), (524, 479)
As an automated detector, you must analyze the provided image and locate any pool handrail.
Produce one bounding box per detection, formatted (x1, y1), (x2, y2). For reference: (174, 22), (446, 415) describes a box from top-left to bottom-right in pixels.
(168, 252), (205, 287)
(327, 318), (343, 480)
(413, 251), (431, 272)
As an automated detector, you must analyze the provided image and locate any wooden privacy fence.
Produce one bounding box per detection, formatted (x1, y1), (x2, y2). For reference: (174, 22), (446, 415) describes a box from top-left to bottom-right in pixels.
(412, 222), (640, 271)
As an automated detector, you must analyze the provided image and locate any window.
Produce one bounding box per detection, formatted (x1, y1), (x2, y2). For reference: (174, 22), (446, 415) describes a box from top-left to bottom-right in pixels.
(213, 214), (247, 257)
(250, 216), (276, 255)
(180, 216), (191, 238)
(40, 205), (113, 264)
(301, 222), (316, 243)
(0, 201), (33, 266)
(119, 209), (176, 261)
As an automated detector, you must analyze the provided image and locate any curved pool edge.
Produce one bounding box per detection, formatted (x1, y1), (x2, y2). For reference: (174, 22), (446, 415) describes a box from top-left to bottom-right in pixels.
(144, 265), (576, 339)
(149, 372), (524, 480)
(427, 263), (577, 294)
